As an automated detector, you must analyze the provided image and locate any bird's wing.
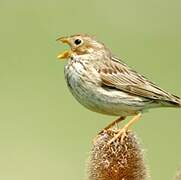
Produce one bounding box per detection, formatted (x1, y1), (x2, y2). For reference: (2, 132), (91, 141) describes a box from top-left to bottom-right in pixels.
(98, 56), (180, 105)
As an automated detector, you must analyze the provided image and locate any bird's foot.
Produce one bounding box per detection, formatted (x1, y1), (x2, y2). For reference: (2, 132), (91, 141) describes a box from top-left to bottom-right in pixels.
(107, 127), (128, 145)
(107, 113), (142, 145)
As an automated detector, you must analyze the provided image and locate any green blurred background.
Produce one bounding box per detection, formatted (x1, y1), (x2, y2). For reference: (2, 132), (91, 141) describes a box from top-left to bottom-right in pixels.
(0, 0), (180, 179)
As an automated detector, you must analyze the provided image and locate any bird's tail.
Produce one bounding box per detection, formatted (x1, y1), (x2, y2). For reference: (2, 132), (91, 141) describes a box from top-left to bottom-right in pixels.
(162, 95), (181, 108)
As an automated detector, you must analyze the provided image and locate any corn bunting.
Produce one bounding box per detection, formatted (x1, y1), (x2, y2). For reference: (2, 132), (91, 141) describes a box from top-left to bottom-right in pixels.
(56, 34), (180, 144)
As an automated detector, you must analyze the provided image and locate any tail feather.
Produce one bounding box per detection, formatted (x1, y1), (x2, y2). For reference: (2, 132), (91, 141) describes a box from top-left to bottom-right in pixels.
(172, 94), (181, 107)
(163, 95), (181, 107)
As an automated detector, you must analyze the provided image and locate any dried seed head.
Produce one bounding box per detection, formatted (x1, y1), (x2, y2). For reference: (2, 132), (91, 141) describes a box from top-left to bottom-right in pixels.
(87, 129), (150, 180)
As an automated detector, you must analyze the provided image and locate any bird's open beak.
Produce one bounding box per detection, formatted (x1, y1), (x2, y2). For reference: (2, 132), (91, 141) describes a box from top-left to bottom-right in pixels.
(57, 50), (71, 59)
(56, 37), (71, 60)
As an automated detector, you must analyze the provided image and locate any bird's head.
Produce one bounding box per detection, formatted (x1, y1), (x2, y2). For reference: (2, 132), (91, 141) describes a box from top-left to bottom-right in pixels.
(56, 34), (108, 59)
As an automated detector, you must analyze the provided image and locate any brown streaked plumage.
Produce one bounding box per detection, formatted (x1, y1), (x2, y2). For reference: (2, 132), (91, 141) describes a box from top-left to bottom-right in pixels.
(100, 56), (180, 106)
(57, 34), (181, 144)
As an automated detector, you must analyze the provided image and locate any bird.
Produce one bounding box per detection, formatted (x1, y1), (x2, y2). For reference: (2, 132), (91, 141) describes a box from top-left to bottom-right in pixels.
(56, 34), (180, 144)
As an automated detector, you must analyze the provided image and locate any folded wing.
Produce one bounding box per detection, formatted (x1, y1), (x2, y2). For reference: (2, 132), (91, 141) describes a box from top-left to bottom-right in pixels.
(98, 56), (180, 107)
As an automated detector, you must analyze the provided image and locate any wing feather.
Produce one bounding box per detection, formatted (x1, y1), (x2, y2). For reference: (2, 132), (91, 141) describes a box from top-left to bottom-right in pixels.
(99, 56), (180, 105)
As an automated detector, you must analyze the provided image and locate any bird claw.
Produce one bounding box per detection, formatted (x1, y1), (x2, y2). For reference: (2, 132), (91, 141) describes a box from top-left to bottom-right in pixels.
(107, 127), (128, 145)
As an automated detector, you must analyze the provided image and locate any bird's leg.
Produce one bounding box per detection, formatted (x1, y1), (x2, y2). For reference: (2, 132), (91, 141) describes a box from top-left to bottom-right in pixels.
(98, 116), (126, 134)
(108, 113), (142, 145)
(93, 116), (126, 144)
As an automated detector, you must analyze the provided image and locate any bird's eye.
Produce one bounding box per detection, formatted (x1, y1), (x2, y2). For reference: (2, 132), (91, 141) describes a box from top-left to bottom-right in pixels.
(74, 39), (82, 45)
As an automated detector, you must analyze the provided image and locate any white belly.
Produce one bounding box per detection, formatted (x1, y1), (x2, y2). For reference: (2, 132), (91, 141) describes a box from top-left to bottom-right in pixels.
(64, 61), (147, 117)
